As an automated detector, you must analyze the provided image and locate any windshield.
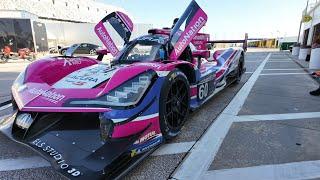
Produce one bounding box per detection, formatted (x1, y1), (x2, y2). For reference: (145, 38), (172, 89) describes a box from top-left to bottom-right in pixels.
(119, 41), (166, 62)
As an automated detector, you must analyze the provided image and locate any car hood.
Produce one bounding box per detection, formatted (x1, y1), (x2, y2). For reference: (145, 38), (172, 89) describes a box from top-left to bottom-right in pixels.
(12, 58), (166, 112)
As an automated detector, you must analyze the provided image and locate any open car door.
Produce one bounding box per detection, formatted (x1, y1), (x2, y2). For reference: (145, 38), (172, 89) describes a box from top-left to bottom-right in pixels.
(94, 11), (134, 57)
(170, 0), (208, 60)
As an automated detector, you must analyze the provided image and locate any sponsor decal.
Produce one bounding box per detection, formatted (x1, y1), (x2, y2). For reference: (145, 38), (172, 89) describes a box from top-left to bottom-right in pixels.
(28, 88), (65, 104)
(69, 75), (98, 83)
(71, 81), (86, 86)
(193, 34), (209, 41)
(134, 131), (156, 144)
(32, 139), (81, 177)
(130, 136), (162, 157)
(53, 64), (117, 89)
(96, 25), (118, 56)
(139, 63), (162, 69)
(63, 58), (81, 67)
(197, 74), (215, 101)
(174, 16), (206, 56)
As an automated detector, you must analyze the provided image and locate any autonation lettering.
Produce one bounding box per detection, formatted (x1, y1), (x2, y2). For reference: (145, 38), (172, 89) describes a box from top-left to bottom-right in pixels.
(174, 16), (206, 56)
(29, 88), (65, 104)
(96, 26), (118, 55)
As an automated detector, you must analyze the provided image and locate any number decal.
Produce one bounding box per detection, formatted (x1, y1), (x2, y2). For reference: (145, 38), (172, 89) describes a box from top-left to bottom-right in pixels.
(198, 83), (209, 100)
(67, 168), (81, 177)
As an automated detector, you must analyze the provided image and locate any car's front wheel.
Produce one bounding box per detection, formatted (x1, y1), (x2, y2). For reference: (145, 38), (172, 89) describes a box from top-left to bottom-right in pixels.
(159, 70), (190, 140)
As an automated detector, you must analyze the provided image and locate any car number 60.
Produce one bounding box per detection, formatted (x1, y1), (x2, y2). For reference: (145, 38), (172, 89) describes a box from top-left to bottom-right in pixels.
(198, 83), (209, 100)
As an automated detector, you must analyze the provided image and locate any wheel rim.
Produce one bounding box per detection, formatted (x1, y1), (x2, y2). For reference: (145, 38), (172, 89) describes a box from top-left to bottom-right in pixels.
(90, 49), (96, 55)
(164, 79), (189, 130)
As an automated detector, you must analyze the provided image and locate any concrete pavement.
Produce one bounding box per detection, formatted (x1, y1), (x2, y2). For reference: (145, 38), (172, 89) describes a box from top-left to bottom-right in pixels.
(172, 52), (320, 180)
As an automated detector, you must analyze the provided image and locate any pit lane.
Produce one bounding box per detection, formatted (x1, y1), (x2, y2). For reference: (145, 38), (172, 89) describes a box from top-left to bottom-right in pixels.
(1, 51), (316, 180)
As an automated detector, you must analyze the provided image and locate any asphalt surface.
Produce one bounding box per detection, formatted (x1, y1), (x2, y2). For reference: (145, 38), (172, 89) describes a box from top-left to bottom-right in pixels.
(1, 50), (319, 180)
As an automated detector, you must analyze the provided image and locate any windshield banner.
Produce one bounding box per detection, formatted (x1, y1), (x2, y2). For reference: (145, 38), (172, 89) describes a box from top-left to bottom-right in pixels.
(170, 0), (208, 60)
(94, 11), (134, 57)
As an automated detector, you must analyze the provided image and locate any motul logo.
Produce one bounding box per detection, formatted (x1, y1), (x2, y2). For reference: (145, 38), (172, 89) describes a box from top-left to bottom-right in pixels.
(174, 16), (206, 56)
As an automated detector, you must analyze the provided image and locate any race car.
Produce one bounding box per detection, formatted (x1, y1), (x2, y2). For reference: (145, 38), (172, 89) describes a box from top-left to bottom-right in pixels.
(0, 1), (246, 179)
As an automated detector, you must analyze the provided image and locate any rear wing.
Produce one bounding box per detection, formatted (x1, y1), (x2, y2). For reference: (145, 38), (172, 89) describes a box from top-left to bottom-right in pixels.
(207, 33), (248, 52)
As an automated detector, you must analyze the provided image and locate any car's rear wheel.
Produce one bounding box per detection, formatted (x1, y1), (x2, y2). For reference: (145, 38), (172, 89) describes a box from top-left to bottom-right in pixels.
(90, 49), (96, 55)
(61, 49), (66, 55)
(234, 55), (244, 84)
(159, 70), (190, 140)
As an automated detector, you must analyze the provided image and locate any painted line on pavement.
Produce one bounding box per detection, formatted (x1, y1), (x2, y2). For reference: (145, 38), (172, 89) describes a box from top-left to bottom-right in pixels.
(263, 68), (302, 71)
(267, 60), (292, 62)
(223, 53), (271, 115)
(0, 156), (50, 172)
(245, 72), (253, 74)
(237, 112), (320, 122)
(202, 160), (320, 180)
(246, 61), (262, 63)
(152, 141), (195, 156)
(172, 53), (272, 180)
(260, 72), (308, 76)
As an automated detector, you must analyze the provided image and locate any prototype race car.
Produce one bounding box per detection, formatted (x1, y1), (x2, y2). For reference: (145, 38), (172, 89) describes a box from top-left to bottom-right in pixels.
(0, 1), (246, 179)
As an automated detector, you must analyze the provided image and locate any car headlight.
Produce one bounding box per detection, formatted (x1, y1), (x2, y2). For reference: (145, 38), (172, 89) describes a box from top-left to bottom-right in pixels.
(68, 71), (156, 107)
(12, 69), (27, 92)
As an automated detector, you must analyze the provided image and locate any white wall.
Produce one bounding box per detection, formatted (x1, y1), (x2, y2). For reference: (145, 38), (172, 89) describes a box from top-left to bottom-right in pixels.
(0, 0), (127, 23)
(46, 22), (153, 48)
(303, 2), (320, 45)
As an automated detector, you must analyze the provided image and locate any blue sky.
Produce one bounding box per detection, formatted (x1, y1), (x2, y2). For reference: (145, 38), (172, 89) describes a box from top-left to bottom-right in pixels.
(102, 0), (307, 39)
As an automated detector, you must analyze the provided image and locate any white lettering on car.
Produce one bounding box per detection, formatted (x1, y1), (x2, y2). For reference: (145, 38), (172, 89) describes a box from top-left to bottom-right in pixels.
(174, 16), (206, 56)
(96, 26), (118, 56)
(134, 131), (156, 144)
(28, 88), (65, 104)
(32, 139), (81, 177)
(63, 58), (81, 67)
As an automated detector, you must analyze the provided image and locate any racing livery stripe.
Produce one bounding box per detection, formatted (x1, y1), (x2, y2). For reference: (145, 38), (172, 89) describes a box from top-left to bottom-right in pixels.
(20, 106), (110, 112)
(215, 50), (239, 79)
(112, 113), (159, 123)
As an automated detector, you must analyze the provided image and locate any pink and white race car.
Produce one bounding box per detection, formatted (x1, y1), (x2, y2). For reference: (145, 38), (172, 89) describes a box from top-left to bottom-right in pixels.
(1, 1), (246, 179)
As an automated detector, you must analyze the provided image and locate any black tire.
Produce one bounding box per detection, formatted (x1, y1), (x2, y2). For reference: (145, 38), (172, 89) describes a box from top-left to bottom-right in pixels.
(159, 69), (190, 140)
(61, 50), (66, 55)
(89, 49), (97, 55)
(234, 55), (244, 84)
(1, 56), (9, 63)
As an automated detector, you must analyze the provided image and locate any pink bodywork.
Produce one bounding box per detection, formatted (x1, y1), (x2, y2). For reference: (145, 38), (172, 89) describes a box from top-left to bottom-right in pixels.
(170, 8), (208, 59)
(12, 56), (180, 113)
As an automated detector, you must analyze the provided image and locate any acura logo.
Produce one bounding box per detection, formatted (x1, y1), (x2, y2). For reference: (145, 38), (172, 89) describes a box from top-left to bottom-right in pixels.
(16, 113), (33, 129)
